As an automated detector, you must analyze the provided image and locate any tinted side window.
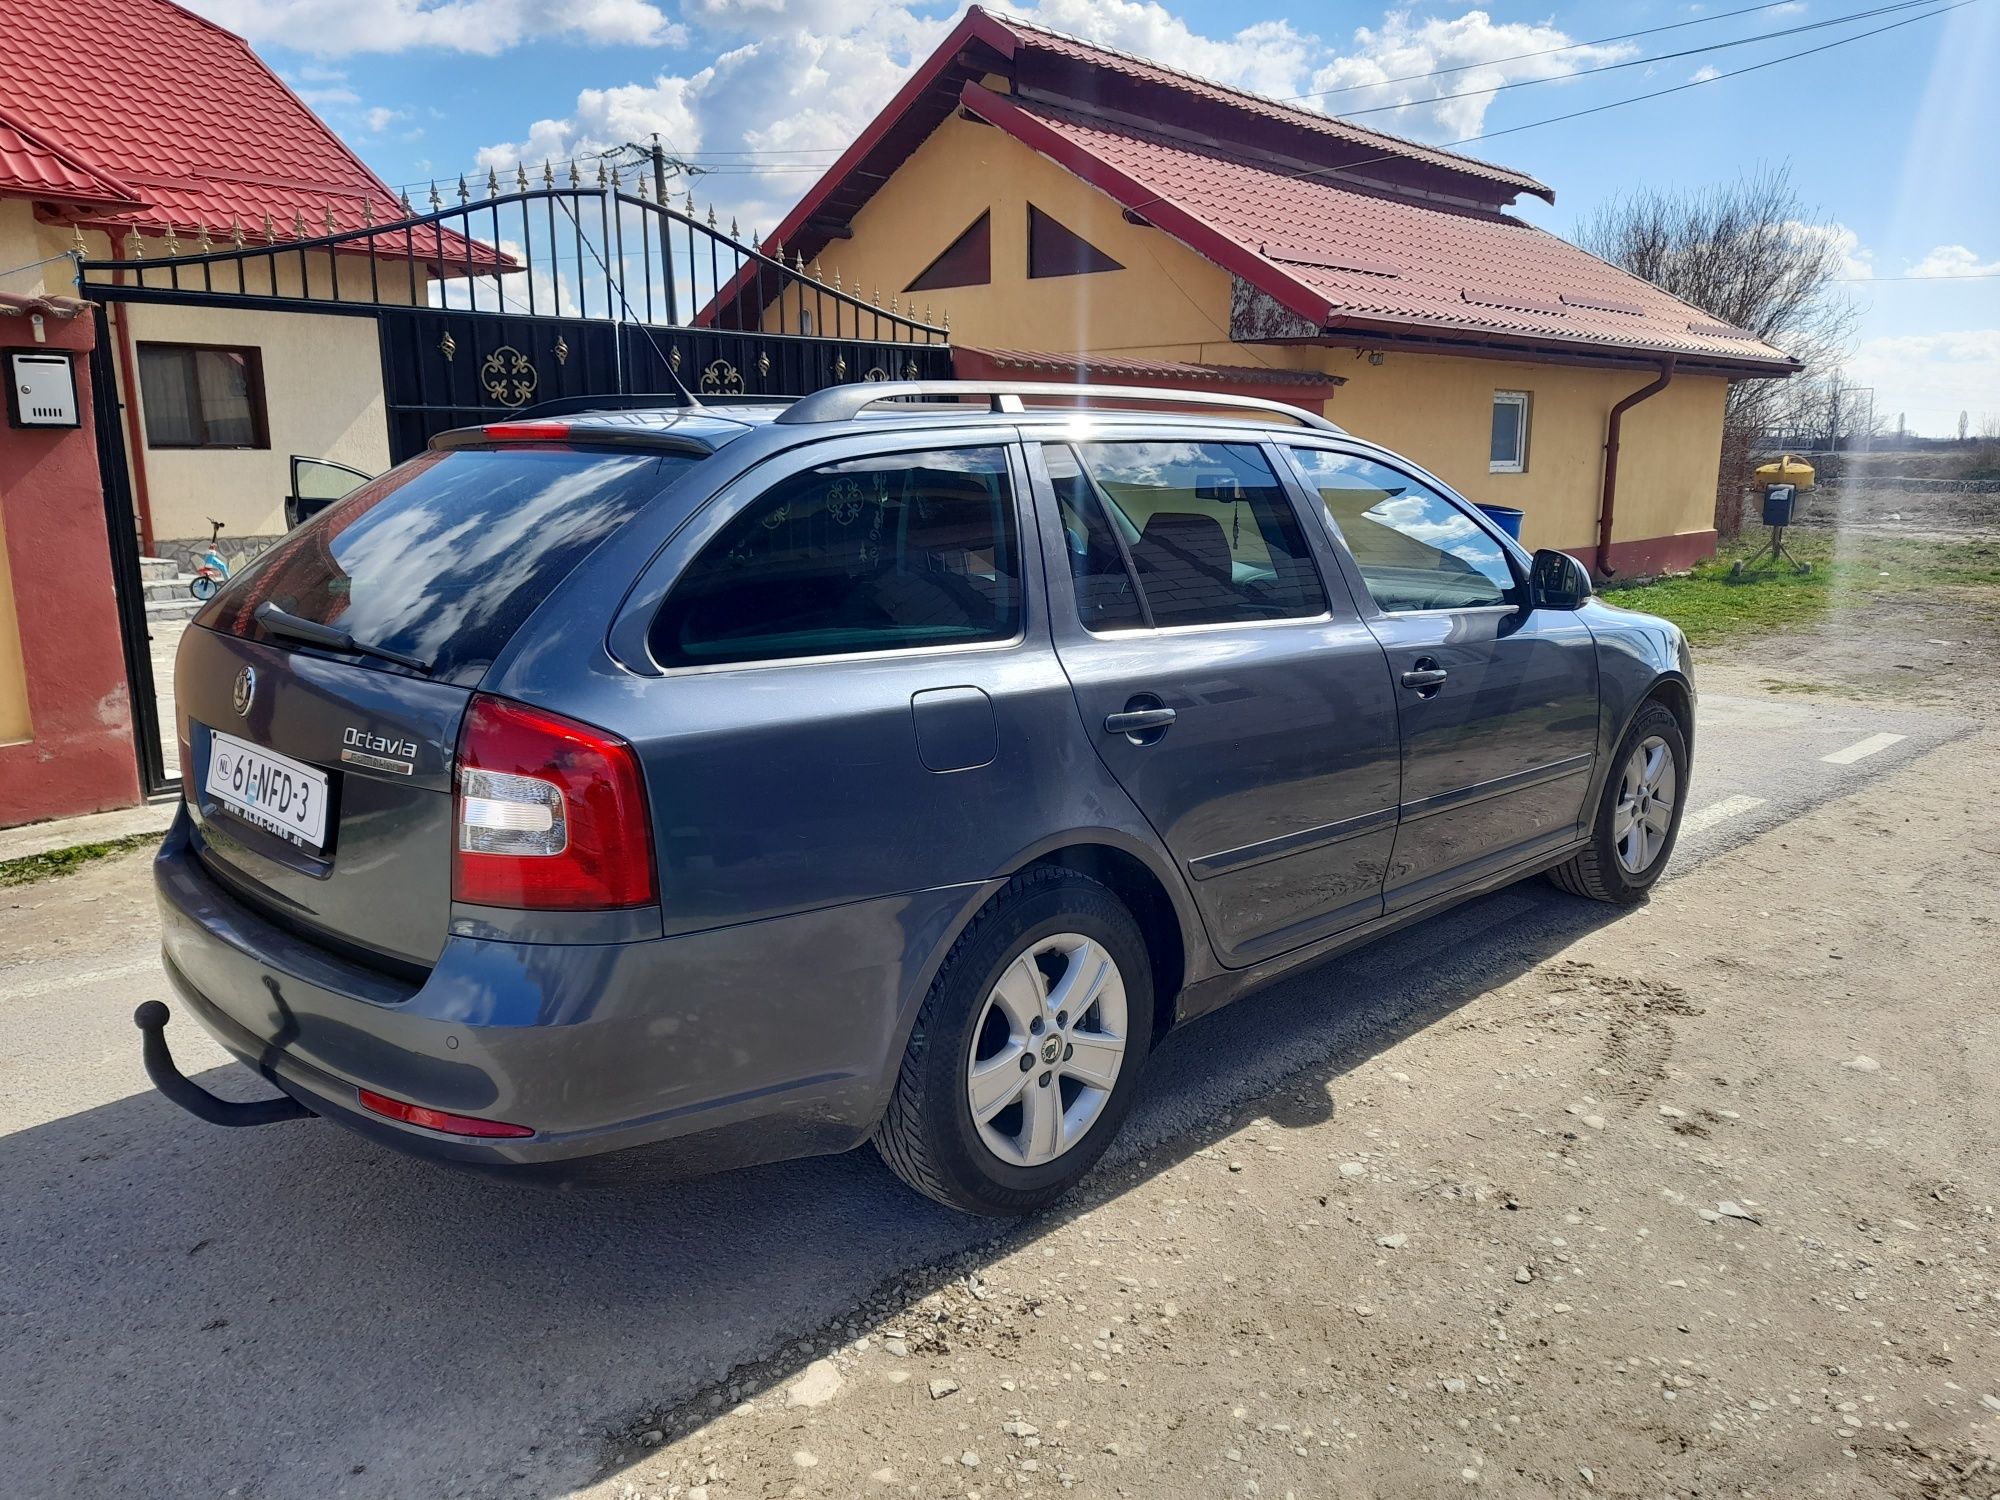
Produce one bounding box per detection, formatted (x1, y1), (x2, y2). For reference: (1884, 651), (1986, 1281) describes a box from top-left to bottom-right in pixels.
(1062, 441), (1325, 629)
(1044, 445), (1144, 631)
(1288, 449), (1516, 613)
(651, 447), (1021, 667)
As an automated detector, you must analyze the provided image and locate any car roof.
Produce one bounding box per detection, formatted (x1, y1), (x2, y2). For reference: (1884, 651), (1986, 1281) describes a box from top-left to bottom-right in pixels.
(432, 381), (1358, 457)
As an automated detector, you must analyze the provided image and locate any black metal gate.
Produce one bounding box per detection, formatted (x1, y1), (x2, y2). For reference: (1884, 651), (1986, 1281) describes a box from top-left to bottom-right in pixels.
(76, 173), (951, 789)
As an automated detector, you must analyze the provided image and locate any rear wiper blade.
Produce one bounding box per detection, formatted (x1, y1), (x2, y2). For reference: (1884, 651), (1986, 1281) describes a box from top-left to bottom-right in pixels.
(253, 601), (432, 674)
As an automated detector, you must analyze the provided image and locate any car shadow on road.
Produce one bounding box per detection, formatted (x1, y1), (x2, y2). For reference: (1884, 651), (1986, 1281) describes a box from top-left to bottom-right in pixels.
(0, 878), (1628, 1500)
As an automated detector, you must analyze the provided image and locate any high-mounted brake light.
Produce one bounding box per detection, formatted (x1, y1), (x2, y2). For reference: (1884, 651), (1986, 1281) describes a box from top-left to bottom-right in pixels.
(357, 1089), (534, 1139)
(453, 694), (657, 910)
(481, 420), (571, 441)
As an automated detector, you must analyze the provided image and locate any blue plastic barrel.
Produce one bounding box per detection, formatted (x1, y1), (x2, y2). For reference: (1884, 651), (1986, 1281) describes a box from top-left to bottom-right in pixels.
(1477, 504), (1525, 540)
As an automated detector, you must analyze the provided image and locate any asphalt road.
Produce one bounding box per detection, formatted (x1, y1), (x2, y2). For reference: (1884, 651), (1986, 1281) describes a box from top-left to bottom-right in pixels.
(0, 681), (1972, 1500)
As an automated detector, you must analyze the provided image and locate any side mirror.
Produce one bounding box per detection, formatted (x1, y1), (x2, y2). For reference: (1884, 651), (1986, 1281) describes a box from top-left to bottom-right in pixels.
(1529, 548), (1593, 610)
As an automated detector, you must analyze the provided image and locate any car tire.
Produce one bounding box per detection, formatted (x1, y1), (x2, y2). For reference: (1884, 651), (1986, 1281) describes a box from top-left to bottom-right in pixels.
(873, 867), (1154, 1217)
(1549, 700), (1689, 905)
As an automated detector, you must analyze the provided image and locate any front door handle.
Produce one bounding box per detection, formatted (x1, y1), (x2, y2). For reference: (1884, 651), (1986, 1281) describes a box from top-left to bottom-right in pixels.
(1401, 659), (1448, 697)
(1104, 707), (1177, 737)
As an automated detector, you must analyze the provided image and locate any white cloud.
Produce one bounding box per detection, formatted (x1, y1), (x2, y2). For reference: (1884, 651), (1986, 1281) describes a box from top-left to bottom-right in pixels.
(1846, 329), (2000, 436)
(1905, 244), (2000, 278)
(1784, 220), (1874, 280)
(1300, 9), (1639, 141)
(476, 1), (1639, 246)
(1689, 64), (1721, 83)
(363, 106), (406, 133)
(295, 82), (361, 108)
(184, 0), (684, 56)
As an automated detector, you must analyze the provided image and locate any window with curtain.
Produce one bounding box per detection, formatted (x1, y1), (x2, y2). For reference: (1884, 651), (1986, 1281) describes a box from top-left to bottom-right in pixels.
(136, 343), (268, 449)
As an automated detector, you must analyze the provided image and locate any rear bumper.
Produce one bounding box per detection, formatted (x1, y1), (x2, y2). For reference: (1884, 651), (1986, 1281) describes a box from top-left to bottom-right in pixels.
(153, 808), (980, 1170)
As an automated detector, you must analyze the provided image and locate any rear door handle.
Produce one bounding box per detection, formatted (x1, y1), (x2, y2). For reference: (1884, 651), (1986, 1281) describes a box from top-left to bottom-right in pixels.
(1400, 660), (1448, 697)
(1104, 707), (1177, 736)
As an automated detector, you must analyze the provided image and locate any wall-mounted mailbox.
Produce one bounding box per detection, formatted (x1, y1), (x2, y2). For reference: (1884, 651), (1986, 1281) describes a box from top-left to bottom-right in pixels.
(7, 351), (81, 429)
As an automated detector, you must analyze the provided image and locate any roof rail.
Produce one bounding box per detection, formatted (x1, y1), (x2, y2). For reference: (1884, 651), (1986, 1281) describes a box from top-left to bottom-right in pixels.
(774, 381), (1344, 433)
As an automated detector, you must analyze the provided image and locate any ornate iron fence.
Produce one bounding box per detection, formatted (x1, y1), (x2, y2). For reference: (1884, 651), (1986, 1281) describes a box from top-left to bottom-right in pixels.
(76, 169), (951, 456)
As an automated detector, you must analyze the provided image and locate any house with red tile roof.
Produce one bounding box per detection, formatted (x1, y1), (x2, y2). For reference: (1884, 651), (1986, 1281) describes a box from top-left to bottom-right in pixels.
(730, 6), (1799, 574)
(0, 0), (454, 571)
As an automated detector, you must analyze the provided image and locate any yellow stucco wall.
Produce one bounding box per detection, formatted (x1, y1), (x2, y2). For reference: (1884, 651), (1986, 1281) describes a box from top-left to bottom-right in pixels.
(0, 200), (61, 742)
(0, 495), (28, 745)
(1325, 354), (1729, 553)
(798, 111), (1727, 556)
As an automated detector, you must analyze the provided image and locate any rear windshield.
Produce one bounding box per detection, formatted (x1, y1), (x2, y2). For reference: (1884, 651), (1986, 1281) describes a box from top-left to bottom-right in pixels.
(199, 446), (689, 682)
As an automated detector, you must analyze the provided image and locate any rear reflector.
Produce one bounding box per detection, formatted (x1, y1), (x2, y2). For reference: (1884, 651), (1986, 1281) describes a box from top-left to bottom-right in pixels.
(358, 1089), (534, 1139)
(453, 694), (657, 910)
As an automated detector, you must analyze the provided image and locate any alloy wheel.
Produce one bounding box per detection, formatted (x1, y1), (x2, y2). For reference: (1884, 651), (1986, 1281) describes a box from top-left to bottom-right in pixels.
(965, 933), (1129, 1168)
(1614, 734), (1677, 874)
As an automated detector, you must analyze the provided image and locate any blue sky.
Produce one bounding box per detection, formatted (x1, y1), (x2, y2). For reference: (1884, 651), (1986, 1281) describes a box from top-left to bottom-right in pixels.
(191, 0), (2000, 434)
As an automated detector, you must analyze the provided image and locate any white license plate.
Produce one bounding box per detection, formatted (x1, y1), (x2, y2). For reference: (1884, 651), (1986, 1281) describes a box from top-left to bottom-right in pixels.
(206, 730), (330, 850)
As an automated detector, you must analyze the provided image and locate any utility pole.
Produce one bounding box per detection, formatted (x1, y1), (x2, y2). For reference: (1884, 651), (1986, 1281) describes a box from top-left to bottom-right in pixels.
(652, 133), (678, 325)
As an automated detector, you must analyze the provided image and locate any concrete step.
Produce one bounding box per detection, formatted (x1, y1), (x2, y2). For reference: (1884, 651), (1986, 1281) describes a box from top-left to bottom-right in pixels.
(139, 556), (178, 582)
(144, 597), (202, 622)
(142, 575), (201, 604)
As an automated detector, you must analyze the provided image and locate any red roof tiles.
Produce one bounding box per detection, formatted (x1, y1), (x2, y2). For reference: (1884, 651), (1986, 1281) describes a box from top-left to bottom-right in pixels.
(992, 11), (1554, 205)
(0, 113), (141, 211)
(975, 93), (1791, 371)
(0, 0), (421, 240)
(957, 346), (1342, 389)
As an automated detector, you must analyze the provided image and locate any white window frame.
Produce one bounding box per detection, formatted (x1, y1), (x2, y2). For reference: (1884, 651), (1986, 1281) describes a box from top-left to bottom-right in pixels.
(1490, 390), (1531, 474)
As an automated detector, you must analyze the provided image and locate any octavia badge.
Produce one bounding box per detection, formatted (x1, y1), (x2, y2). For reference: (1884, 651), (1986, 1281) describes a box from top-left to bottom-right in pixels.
(232, 665), (256, 718)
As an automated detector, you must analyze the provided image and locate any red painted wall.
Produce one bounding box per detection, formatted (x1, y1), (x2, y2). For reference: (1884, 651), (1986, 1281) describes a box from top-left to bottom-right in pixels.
(0, 300), (142, 827)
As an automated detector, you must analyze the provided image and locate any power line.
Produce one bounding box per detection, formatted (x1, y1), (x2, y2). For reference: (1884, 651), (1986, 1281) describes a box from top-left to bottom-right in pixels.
(1276, 0), (1885, 103)
(1119, 0), (1972, 215)
(1467, 0), (1973, 149)
(1838, 270), (2000, 281)
(1332, 0), (1941, 122)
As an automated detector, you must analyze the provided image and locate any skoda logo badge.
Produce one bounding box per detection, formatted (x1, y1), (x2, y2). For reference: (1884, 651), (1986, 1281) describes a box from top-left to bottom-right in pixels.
(232, 666), (256, 718)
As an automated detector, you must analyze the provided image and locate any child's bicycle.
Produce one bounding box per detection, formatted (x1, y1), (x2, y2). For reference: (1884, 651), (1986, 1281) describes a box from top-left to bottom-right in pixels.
(188, 519), (230, 601)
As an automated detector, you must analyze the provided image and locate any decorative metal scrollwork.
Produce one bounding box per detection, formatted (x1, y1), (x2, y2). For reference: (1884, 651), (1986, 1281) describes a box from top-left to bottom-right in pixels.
(553, 335), (570, 366)
(864, 366), (888, 382)
(826, 477), (864, 526)
(834, 355), (847, 380)
(700, 360), (743, 395)
(903, 359), (920, 380)
(480, 344), (539, 407)
(757, 351), (771, 379)
(438, 330), (457, 362)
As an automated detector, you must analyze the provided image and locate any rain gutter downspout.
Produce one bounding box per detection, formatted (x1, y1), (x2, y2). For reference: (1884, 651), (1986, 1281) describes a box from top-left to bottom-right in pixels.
(1596, 358), (1675, 577)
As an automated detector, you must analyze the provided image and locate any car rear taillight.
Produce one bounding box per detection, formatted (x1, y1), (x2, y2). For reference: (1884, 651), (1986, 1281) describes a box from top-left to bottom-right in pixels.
(452, 694), (657, 910)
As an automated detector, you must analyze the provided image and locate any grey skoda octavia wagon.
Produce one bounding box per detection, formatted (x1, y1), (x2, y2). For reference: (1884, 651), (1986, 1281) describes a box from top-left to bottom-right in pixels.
(144, 382), (1694, 1215)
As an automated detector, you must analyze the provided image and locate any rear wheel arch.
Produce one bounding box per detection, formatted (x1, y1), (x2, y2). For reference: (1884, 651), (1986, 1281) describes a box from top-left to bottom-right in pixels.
(1022, 843), (1188, 1045)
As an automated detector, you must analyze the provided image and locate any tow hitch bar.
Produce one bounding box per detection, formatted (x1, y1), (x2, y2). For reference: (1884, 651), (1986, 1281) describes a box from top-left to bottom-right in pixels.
(134, 1001), (314, 1127)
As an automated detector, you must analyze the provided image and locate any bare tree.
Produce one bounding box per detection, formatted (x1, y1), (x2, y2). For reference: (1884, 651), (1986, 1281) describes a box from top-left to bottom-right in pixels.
(1576, 165), (1856, 536)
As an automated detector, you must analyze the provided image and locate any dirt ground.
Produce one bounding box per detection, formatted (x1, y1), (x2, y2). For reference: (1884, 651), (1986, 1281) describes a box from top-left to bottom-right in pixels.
(579, 491), (2000, 1500)
(4, 490), (1995, 1500)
